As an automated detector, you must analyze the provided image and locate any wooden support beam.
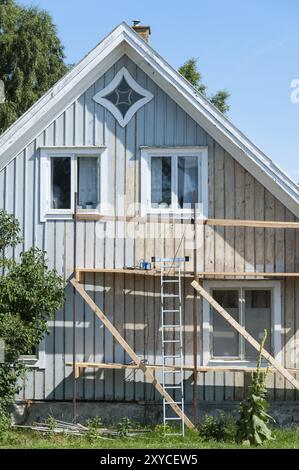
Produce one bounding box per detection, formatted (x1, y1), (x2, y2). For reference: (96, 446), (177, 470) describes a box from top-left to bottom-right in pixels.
(75, 212), (299, 229)
(191, 280), (299, 391)
(66, 361), (298, 373)
(198, 272), (299, 278)
(205, 218), (299, 229)
(74, 267), (299, 280)
(70, 278), (196, 431)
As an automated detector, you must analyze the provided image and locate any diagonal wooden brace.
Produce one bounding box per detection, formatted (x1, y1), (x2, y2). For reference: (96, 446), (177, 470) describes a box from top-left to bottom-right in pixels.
(191, 280), (299, 391)
(71, 278), (196, 431)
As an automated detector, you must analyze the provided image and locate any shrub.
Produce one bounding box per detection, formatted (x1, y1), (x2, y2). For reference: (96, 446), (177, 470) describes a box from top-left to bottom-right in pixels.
(237, 330), (275, 445)
(86, 416), (102, 441)
(199, 412), (237, 441)
(117, 417), (133, 437)
(0, 404), (11, 437)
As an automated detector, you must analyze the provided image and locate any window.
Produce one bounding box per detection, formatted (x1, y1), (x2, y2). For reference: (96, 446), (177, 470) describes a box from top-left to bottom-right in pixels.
(141, 147), (208, 216)
(19, 339), (46, 369)
(178, 156), (198, 208)
(40, 147), (105, 220)
(151, 156), (172, 207)
(51, 157), (71, 209)
(212, 290), (239, 358)
(202, 281), (282, 366)
(77, 157), (98, 209)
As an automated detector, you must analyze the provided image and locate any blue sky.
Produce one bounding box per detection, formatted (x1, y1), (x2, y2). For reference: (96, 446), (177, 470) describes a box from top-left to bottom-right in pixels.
(19, 0), (299, 181)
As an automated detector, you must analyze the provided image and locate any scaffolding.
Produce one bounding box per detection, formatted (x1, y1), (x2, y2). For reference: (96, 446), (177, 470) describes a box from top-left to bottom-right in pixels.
(69, 206), (299, 430)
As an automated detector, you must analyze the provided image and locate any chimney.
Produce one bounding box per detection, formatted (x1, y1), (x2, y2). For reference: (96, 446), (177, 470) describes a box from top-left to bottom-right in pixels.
(131, 20), (151, 43)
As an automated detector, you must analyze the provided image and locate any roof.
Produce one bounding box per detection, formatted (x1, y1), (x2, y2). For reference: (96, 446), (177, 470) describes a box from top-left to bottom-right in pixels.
(0, 22), (298, 216)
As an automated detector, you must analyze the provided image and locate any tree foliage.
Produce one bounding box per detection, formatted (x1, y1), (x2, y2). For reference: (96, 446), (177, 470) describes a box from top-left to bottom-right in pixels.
(0, 209), (65, 411)
(0, 0), (68, 134)
(179, 58), (230, 114)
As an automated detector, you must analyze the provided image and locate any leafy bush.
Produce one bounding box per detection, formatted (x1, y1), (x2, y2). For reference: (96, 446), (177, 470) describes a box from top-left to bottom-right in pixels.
(46, 415), (58, 436)
(86, 416), (102, 441)
(237, 330), (275, 445)
(117, 417), (133, 437)
(199, 412), (237, 441)
(0, 404), (11, 437)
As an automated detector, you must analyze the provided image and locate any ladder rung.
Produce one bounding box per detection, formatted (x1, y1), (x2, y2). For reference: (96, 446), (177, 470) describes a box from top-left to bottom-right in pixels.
(163, 355), (181, 358)
(163, 339), (181, 343)
(162, 324), (180, 328)
(162, 279), (179, 283)
(164, 385), (182, 389)
(164, 401), (182, 405)
(165, 417), (182, 421)
(162, 294), (180, 298)
(162, 309), (180, 313)
(163, 369), (182, 373)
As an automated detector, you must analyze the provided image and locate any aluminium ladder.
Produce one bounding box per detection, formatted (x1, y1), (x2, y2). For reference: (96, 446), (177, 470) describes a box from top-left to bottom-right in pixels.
(152, 256), (188, 436)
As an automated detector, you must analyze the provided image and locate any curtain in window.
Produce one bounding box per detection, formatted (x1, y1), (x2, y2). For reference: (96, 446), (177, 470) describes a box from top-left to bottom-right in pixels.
(178, 156), (198, 208)
(151, 157), (171, 207)
(78, 157), (98, 208)
(245, 290), (271, 359)
(212, 290), (239, 357)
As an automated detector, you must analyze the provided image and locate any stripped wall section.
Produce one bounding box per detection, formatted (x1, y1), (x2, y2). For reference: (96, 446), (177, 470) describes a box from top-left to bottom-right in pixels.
(0, 54), (298, 403)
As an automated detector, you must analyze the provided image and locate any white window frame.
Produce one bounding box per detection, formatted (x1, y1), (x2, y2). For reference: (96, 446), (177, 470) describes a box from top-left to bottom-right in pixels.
(39, 147), (106, 221)
(202, 280), (282, 368)
(140, 146), (208, 218)
(19, 338), (46, 369)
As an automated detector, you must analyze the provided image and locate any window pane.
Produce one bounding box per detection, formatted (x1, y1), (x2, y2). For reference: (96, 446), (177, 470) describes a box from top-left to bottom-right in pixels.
(178, 156), (198, 208)
(151, 157), (172, 207)
(212, 290), (239, 357)
(51, 157), (71, 209)
(245, 290), (271, 359)
(78, 157), (98, 208)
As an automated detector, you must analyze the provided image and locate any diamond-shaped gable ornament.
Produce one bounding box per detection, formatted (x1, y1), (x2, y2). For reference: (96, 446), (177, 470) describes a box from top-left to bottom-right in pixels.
(93, 67), (153, 127)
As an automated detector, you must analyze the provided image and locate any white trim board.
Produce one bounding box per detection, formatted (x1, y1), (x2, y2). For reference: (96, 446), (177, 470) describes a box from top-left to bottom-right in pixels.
(0, 22), (298, 217)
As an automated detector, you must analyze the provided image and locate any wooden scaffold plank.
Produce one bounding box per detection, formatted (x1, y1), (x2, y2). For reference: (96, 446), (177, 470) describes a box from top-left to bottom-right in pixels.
(191, 280), (299, 391)
(70, 278), (196, 431)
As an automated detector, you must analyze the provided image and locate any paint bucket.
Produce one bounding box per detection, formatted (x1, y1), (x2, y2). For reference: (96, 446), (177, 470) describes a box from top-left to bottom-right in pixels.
(140, 260), (151, 270)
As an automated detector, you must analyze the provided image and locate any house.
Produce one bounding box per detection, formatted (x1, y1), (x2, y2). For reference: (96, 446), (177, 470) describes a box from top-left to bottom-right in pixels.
(0, 22), (298, 428)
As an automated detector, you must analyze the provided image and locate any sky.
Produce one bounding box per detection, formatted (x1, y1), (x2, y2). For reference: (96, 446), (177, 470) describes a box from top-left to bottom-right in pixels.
(19, 0), (299, 181)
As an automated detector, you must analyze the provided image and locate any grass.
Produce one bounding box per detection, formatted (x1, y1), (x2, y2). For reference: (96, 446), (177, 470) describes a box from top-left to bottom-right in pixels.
(0, 428), (298, 449)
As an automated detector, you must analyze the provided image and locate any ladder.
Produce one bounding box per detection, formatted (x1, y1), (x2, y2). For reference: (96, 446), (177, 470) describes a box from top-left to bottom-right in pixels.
(152, 257), (188, 436)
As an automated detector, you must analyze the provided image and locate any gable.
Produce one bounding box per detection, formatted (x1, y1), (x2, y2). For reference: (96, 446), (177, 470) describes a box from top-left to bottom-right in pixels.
(0, 22), (298, 217)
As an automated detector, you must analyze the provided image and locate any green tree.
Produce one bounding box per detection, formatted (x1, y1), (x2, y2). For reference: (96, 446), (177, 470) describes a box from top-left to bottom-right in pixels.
(0, 0), (68, 134)
(0, 209), (65, 420)
(179, 58), (230, 114)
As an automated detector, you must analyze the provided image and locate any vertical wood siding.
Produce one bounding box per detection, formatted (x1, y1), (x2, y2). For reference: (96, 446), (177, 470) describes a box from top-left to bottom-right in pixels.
(1, 55), (298, 403)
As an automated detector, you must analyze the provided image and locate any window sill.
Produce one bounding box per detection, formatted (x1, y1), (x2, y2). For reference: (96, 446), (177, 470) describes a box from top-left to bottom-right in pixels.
(19, 356), (44, 369)
(143, 209), (206, 220)
(208, 359), (269, 369)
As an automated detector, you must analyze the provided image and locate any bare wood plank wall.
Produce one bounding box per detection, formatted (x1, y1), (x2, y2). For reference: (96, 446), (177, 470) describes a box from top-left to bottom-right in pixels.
(0, 55), (298, 402)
